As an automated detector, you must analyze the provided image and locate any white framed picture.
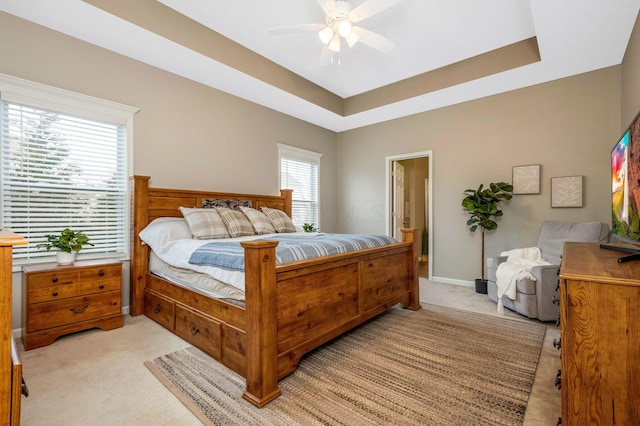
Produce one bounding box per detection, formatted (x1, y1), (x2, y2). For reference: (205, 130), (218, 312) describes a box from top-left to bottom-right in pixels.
(512, 164), (541, 195)
(551, 176), (583, 208)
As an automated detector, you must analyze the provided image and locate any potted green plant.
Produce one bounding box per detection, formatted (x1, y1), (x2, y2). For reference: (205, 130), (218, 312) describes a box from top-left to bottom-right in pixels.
(461, 182), (513, 293)
(37, 228), (94, 264)
(302, 223), (318, 232)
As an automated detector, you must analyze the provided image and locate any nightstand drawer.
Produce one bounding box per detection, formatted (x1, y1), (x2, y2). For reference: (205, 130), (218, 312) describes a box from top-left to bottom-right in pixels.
(26, 270), (78, 289)
(79, 265), (121, 282)
(26, 290), (121, 332)
(28, 279), (120, 303)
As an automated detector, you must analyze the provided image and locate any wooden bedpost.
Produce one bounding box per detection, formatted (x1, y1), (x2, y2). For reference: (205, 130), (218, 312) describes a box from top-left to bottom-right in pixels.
(241, 240), (282, 407)
(401, 228), (422, 311)
(280, 189), (293, 217)
(130, 175), (150, 316)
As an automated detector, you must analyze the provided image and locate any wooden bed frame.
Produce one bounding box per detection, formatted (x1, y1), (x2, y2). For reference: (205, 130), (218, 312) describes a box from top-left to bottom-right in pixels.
(130, 175), (421, 407)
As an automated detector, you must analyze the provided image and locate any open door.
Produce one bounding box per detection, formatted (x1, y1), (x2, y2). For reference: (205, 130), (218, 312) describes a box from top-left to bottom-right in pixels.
(386, 151), (432, 280)
(392, 161), (405, 240)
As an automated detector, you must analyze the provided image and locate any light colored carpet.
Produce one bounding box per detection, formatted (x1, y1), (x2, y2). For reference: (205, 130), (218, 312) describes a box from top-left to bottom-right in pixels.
(145, 304), (546, 426)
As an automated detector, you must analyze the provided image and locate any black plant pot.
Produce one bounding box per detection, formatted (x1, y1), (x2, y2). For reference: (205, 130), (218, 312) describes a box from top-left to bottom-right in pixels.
(475, 279), (488, 294)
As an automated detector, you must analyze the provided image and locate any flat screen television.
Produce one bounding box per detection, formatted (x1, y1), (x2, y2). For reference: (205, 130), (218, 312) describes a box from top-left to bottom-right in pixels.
(608, 110), (640, 261)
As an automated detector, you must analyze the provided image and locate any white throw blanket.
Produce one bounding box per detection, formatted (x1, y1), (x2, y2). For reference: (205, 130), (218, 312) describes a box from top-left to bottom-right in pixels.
(495, 247), (550, 315)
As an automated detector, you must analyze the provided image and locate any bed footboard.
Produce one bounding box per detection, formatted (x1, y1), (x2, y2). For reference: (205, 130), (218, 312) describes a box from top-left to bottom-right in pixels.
(241, 228), (420, 407)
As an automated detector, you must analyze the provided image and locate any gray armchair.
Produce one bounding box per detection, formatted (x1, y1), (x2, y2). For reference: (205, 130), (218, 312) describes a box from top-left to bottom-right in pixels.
(487, 221), (609, 321)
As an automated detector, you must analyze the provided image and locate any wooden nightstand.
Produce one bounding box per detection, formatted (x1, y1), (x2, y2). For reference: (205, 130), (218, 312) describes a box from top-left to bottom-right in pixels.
(22, 259), (123, 350)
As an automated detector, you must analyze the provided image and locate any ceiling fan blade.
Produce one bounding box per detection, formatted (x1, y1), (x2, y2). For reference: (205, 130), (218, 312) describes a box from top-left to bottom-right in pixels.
(354, 27), (395, 53)
(316, 0), (338, 16)
(268, 23), (325, 35)
(349, 0), (405, 23)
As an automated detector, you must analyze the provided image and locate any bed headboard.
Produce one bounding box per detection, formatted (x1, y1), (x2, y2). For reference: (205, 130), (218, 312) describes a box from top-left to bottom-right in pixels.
(129, 175), (293, 315)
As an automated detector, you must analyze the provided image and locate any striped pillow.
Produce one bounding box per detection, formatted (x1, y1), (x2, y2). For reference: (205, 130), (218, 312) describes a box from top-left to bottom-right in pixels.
(239, 206), (275, 235)
(261, 207), (297, 233)
(179, 207), (230, 239)
(215, 207), (255, 238)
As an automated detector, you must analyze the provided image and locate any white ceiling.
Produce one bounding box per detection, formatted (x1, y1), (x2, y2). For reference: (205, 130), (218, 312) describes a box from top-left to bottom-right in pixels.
(1, 0), (639, 132)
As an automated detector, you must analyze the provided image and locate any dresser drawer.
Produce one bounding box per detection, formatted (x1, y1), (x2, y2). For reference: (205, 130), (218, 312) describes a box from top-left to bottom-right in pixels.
(175, 304), (221, 359)
(26, 270), (77, 289)
(27, 290), (121, 332)
(145, 289), (175, 330)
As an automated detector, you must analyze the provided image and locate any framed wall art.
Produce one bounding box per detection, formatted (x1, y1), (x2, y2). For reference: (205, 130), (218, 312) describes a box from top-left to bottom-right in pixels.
(551, 175), (583, 208)
(512, 164), (541, 194)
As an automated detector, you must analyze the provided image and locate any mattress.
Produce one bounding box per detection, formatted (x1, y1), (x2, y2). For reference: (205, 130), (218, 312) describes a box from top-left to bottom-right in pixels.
(149, 251), (245, 303)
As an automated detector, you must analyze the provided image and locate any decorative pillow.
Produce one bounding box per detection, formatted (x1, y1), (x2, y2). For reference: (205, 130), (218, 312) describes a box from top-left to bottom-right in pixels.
(261, 207), (297, 233)
(179, 207), (230, 239)
(215, 207), (255, 238)
(202, 199), (252, 209)
(239, 206), (276, 235)
(139, 217), (192, 251)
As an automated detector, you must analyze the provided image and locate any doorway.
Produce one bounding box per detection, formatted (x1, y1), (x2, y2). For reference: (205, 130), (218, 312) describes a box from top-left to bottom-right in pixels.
(386, 151), (432, 279)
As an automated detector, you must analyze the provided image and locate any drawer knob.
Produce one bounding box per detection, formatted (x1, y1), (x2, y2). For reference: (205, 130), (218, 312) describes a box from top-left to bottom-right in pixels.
(153, 305), (161, 314)
(69, 304), (88, 314)
(553, 338), (561, 350)
(190, 325), (200, 335)
(52, 277), (58, 283)
(98, 271), (105, 277)
(52, 291), (58, 297)
(99, 285), (105, 290)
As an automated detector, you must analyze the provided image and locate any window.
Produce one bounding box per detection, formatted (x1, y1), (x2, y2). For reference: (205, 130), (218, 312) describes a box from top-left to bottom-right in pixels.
(0, 74), (137, 264)
(278, 144), (322, 229)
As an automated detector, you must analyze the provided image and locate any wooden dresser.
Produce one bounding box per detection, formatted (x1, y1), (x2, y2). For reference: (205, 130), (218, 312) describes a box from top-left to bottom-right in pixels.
(1, 229), (27, 426)
(22, 259), (123, 350)
(559, 242), (640, 425)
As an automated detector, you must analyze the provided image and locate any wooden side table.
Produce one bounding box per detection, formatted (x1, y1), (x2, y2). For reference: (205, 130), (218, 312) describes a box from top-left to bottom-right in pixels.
(22, 259), (123, 350)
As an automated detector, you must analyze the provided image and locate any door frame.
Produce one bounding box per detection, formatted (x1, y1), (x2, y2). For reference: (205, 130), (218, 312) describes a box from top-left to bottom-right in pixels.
(385, 150), (433, 279)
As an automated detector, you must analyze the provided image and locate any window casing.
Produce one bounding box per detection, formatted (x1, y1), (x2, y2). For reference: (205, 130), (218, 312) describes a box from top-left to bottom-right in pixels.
(0, 74), (137, 265)
(278, 143), (322, 229)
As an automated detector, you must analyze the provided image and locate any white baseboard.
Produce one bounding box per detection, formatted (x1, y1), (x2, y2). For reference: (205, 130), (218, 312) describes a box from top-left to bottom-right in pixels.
(430, 276), (474, 287)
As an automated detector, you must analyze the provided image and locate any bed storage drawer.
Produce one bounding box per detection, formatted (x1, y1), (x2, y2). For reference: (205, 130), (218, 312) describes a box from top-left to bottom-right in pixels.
(175, 305), (221, 358)
(145, 289), (175, 330)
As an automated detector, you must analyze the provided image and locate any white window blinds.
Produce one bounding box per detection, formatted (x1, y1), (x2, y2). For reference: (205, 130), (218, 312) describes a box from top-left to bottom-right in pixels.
(278, 144), (322, 229)
(0, 75), (136, 264)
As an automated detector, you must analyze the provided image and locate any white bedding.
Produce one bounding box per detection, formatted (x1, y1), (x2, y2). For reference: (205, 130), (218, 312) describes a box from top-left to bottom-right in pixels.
(139, 217), (314, 292)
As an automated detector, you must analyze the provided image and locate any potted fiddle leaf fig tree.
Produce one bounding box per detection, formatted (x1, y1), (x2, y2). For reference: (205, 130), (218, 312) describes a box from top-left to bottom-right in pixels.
(462, 181), (513, 293)
(37, 228), (94, 264)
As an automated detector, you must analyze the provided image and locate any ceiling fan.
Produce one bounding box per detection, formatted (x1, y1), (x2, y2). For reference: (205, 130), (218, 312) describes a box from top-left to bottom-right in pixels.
(269, 0), (405, 64)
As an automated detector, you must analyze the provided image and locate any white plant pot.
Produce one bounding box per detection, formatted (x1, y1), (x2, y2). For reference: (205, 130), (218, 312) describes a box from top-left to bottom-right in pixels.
(56, 251), (76, 265)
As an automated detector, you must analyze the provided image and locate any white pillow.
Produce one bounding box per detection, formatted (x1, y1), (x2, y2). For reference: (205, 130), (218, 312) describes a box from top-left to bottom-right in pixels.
(139, 217), (192, 252)
(179, 207), (230, 239)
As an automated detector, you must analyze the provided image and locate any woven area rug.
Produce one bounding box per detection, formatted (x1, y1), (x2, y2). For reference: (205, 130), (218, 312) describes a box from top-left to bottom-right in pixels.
(145, 304), (546, 426)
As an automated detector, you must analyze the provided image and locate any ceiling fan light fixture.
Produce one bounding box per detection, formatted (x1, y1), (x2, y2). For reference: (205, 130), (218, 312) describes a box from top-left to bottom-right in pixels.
(337, 20), (352, 38)
(328, 36), (341, 52)
(318, 26), (334, 45)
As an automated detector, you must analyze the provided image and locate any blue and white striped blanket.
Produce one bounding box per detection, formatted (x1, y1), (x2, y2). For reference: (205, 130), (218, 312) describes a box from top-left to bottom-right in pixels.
(189, 234), (398, 271)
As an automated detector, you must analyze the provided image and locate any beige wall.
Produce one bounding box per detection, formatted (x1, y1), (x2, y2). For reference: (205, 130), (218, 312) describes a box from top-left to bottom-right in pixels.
(623, 10), (640, 127)
(337, 68), (621, 283)
(0, 12), (337, 330)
